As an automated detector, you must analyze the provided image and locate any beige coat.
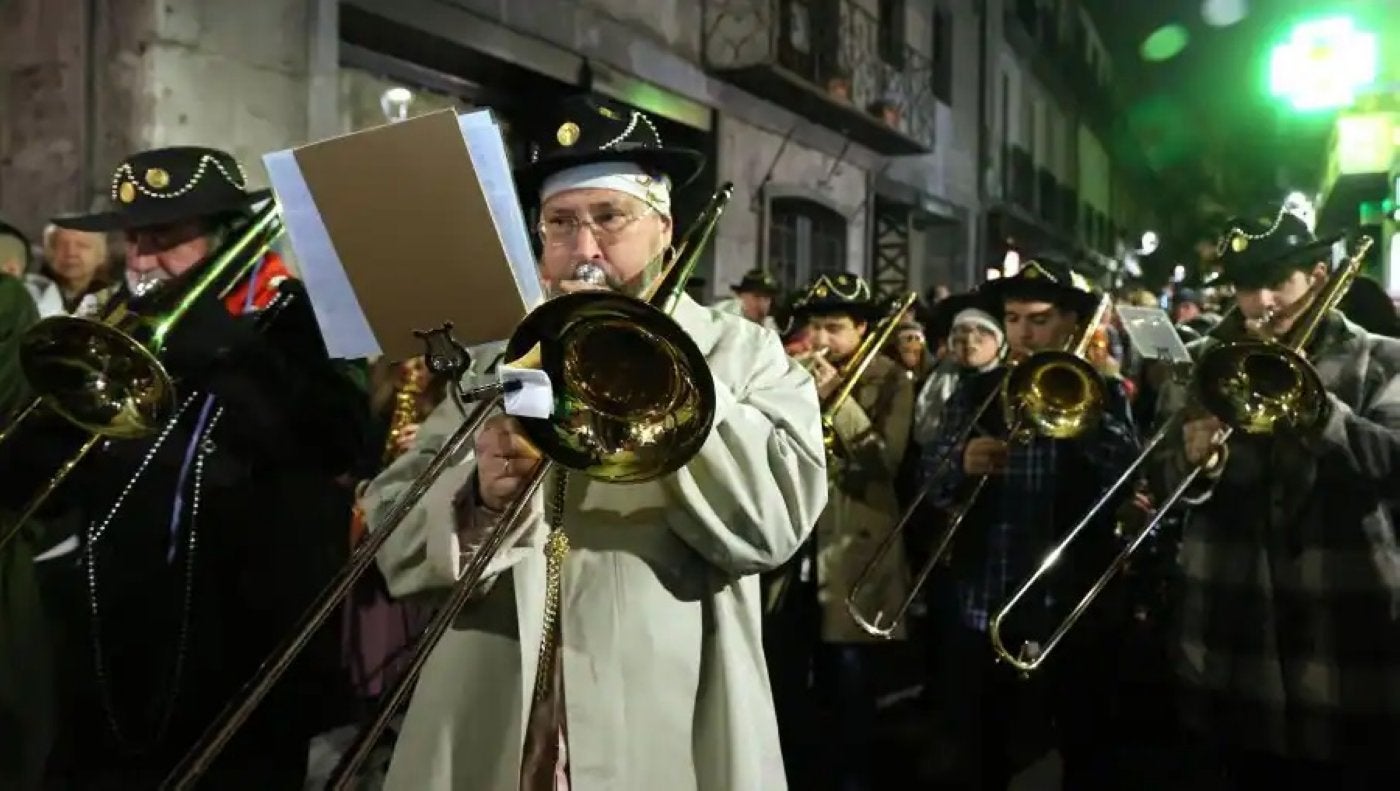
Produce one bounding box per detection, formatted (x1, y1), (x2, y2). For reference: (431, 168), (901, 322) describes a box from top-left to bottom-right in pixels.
(364, 296), (828, 791)
(816, 354), (915, 643)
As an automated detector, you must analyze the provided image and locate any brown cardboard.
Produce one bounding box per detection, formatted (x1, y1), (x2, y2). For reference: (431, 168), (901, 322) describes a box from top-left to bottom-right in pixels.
(290, 109), (529, 360)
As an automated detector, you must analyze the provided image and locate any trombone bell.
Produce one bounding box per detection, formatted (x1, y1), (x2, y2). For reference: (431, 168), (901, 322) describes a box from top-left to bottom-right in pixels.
(19, 314), (176, 439)
(504, 291), (717, 484)
(1191, 341), (1327, 434)
(1001, 351), (1106, 440)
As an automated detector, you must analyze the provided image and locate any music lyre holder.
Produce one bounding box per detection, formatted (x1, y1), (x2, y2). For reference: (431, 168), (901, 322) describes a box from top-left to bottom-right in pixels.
(160, 321), (509, 790)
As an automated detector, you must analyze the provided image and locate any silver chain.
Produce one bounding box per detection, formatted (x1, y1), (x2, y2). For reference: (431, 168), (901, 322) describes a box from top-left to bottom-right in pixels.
(86, 392), (225, 751)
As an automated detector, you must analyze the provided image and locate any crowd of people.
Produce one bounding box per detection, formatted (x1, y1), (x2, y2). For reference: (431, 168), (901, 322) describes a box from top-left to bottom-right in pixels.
(1, 93), (1398, 791)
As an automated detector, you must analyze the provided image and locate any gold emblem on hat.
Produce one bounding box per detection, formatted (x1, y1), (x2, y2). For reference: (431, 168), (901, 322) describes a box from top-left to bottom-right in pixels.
(145, 167), (170, 189)
(118, 182), (137, 203)
(556, 122), (581, 147)
(598, 106), (622, 121)
(1230, 232), (1249, 253)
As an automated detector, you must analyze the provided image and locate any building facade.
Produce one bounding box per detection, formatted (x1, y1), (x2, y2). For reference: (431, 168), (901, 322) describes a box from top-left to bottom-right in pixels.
(1, 0), (1161, 302)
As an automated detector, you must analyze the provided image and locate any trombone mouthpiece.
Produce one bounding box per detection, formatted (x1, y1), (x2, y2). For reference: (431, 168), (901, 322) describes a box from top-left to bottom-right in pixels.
(573, 262), (609, 288)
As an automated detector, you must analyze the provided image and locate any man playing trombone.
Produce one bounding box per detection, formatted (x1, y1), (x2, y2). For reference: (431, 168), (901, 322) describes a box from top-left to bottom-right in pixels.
(363, 96), (828, 791)
(0, 146), (371, 787)
(781, 273), (915, 789)
(921, 256), (1139, 789)
(1151, 209), (1400, 787)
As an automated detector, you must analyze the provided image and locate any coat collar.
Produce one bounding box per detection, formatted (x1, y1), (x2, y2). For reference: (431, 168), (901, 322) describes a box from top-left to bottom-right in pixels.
(669, 293), (723, 357)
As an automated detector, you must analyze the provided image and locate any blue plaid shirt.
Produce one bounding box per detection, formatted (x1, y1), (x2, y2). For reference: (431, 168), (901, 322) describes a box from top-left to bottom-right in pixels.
(922, 370), (1139, 632)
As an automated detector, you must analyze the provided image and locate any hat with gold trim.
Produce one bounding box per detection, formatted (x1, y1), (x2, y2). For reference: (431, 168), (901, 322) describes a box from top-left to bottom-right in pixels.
(55, 146), (270, 233)
(1213, 207), (1342, 289)
(979, 253), (1100, 318)
(515, 95), (705, 204)
(791, 273), (883, 322)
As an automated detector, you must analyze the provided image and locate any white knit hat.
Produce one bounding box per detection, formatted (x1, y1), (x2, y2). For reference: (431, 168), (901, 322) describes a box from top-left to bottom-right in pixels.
(950, 307), (1004, 345)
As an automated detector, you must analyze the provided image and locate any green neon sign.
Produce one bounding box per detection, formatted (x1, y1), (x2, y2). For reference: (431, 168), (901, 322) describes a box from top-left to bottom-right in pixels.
(1269, 17), (1378, 112)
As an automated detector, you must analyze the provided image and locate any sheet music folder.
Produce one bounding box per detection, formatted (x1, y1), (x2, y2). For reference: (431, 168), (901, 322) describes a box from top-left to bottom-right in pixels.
(1116, 306), (1192, 365)
(262, 108), (543, 361)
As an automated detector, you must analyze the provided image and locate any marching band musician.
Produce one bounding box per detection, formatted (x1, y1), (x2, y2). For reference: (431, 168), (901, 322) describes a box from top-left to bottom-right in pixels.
(0, 146), (371, 788)
(774, 273), (913, 790)
(1151, 210), (1400, 787)
(363, 95), (828, 791)
(921, 256), (1140, 789)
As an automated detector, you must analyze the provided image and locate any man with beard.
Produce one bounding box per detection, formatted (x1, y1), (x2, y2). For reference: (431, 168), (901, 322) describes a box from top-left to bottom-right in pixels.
(0, 146), (369, 788)
(364, 95), (828, 790)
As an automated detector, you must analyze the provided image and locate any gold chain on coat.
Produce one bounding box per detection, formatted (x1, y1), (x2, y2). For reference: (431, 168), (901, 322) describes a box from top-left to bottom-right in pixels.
(534, 472), (570, 699)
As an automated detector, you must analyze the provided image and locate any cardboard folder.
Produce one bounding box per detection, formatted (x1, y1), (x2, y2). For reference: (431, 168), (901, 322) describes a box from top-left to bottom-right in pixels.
(263, 108), (542, 361)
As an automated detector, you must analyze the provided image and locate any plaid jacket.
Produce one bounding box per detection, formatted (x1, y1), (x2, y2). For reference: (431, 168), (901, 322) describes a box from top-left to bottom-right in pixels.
(924, 367), (1140, 636)
(1151, 312), (1400, 764)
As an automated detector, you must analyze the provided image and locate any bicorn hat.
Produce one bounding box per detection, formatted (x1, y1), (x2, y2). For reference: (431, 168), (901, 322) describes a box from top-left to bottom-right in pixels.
(54, 146), (270, 233)
(514, 95), (705, 204)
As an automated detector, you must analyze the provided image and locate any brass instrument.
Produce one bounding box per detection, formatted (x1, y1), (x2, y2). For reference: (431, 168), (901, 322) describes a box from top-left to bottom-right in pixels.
(817, 292), (918, 451)
(0, 202), (284, 552)
(382, 359), (429, 466)
(988, 236), (1373, 673)
(161, 182), (735, 790)
(846, 294), (1113, 638)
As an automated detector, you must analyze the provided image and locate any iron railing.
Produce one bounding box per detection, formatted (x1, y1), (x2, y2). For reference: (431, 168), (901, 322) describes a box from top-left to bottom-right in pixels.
(703, 0), (937, 149)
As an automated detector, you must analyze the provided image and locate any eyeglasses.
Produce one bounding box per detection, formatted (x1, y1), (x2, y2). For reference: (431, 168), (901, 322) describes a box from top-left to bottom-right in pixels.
(537, 206), (654, 245)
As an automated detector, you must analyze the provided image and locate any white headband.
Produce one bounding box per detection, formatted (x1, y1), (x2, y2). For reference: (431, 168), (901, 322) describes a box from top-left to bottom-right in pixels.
(951, 308), (1003, 341)
(539, 161), (672, 217)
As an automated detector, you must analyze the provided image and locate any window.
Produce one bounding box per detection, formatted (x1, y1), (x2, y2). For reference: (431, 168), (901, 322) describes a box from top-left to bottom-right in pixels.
(768, 197), (849, 290)
(930, 5), (953, 104)
(877, 0), (906, 69)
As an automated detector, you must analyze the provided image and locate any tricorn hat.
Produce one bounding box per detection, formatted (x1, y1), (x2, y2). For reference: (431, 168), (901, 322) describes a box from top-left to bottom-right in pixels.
(791, 273), (883, 322)
(54, 146), (270, 233)
(1213, 208), (1342, 289)
(731, 268), (780, 296)
(514, 95), (705, 204)
(979, 253), (1100, 318)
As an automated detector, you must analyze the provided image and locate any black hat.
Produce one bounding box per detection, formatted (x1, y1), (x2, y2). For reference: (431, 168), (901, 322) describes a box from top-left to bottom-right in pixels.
(514, 95), (705, 204)
(791, 273), (883, 322)
(926, 290), (999, 342)
(55, 146), (270, 233)
(731, 269), (780, 296)
(979, 253), (1100, 318)
(1213, 208), (1342, 289)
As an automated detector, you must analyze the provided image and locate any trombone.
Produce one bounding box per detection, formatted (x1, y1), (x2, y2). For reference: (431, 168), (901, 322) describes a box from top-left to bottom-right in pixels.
(988, 236), (1373, 673)
(846, 293), (1114, 638)
(160, 182), (735, 790)
(0, 202), (285, 553)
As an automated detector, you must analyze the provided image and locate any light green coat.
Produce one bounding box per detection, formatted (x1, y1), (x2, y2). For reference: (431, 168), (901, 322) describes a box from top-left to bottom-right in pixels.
(364, 296), (828, 790)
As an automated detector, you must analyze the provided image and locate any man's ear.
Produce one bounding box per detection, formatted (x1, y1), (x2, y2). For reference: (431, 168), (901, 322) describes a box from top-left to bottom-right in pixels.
(854, 320), (868, 336)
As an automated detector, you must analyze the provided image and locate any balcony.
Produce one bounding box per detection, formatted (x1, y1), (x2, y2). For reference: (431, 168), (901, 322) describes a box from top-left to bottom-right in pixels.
(703, 0), (936, 155)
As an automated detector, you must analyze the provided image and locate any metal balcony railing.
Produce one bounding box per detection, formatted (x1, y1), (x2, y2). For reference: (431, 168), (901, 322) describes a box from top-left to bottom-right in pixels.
(703, 0), (937, 152)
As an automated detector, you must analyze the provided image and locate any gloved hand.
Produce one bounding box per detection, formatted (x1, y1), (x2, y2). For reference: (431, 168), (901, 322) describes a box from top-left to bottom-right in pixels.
(159, 289), (260, 375)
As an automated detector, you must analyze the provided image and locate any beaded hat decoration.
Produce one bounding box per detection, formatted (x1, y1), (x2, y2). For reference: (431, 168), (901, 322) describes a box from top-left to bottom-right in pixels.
(792, 273), (883, 321)
(1212, 203), (1343, 289)
(55, 146), (271, 233)
(514, 94), (705, 207)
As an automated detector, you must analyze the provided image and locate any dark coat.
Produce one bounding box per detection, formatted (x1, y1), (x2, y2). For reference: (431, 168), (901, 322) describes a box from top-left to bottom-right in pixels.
(0, 275), (371, 787)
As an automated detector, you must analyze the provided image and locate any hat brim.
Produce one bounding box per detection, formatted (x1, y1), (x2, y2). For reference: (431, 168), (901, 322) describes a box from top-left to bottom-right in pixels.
(732, 282), (780, 296)
(53, 188), (272, 233)
(979, 275), (1100, 319)
(1213, 233), (1342, 287)
(514, 148), (706, 206)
